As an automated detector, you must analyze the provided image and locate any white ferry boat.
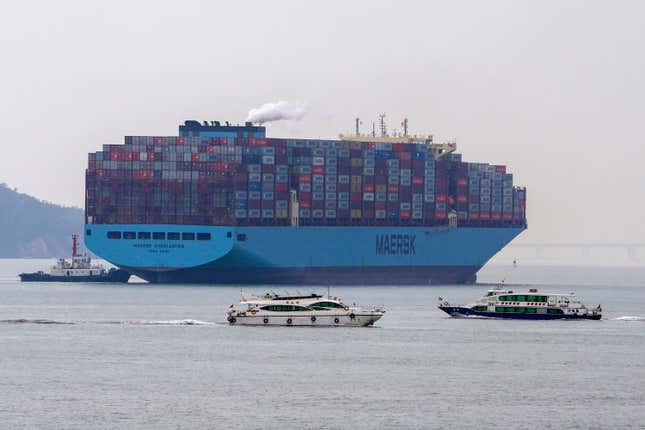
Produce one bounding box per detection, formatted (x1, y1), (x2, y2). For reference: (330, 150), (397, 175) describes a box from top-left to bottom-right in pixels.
(226, 292), (385, 326)
(438, 288), (602, 320)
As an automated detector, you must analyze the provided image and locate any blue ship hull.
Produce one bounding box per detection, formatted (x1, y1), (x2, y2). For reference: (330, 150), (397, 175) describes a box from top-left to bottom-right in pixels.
(84, 224), (525, 285)
(439, 306), (602, 320)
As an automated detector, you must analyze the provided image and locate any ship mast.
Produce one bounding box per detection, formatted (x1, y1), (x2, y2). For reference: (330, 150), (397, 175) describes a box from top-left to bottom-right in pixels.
(72, 234), (78, 258)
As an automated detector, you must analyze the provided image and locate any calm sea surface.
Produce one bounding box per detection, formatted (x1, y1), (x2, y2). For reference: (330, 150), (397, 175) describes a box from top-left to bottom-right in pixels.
(1, 259), (644, 429)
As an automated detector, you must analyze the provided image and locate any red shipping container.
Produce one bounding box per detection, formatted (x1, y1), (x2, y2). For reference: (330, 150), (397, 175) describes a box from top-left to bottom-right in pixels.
(435, 211), (446, 219)
(299, 201), (311, 209)
(495, 165), (506, 173)
(393, 143), (404, 152)
(503, 213), (512, 220)
(457, 177), (467, 186)
(400, 210), (411, 219)
(154, 137), (162, 145)
(491, 212), (501, 220)
(192, 153), (200, 162)
(275, 183), (288, 192)
(436, 194), (446, 203)
(177, 136), (184, 145)
(299, 191), (311, 200)
(299, 174), (311, 183)
(412, 176), (423, 185)
(148, 152), (155, 161)
(375, 202), (386, 210)
(387, 184), (398, 193)
(480, 212), (490, 220)
(398, 152), (412, 161)
(363, 183), (374, 193)
(469, 212), (479, 220)
(351, 192), (362, 201)
(457, 194), (468, 203)
(313, 166), (325, 174)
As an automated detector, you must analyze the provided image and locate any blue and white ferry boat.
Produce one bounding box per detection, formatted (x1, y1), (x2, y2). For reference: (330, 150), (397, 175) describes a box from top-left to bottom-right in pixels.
(438, 288), (602, 320)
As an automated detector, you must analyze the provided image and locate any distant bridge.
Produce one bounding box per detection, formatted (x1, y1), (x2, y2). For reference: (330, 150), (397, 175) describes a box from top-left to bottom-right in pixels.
(507, 243), (645, 260)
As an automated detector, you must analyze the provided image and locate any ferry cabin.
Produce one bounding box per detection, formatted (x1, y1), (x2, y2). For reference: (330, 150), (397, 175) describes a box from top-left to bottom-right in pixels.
(474, 290), (590, 317)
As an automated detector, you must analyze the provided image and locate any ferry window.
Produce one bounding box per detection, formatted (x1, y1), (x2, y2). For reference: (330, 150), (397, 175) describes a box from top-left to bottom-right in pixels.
(527, 295), (536, 302)
(153, 232), (165, 240)
(309, 301), (344, 309)
(498, 296), (506, 301)
(495, 307), (505, 313)
(261, 305), (309, 312)
(123, 232), (136, 240)
(182, 233), (195, 240)
(197, 233), (211, 241)
(167, 232), (180, 240)
(547, 309), (563, 315)
(227, 231), (232, 238)
(473, 306), (487, 312)
(107, 231), (121, 239)
(237, 233), (247, 242)
(138, 232), (151, 240)
(86, 229), (92, 236)
(517, 295), (526, 302)
(526, 308), (537, 314)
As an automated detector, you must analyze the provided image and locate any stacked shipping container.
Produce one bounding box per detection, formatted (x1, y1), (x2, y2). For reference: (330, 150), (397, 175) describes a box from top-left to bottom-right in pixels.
(86, 136), (526, 227)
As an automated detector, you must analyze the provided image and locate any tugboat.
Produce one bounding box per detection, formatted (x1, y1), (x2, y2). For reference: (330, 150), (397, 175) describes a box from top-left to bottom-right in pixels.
(227, 292), (385, 326)
(438, 288), (602, 320)
(19, 235), (130, 283)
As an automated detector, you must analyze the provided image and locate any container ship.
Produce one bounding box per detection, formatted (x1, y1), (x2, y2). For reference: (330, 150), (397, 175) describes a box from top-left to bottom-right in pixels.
(84, 118), (526, 284)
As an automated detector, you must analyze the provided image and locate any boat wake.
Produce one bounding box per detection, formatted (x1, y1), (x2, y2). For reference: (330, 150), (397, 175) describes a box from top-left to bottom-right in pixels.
(614, 316), (645, 322)
(1, 318), (218, 326)
(122, 319), (217, 326)
(0, 318), (74, 325)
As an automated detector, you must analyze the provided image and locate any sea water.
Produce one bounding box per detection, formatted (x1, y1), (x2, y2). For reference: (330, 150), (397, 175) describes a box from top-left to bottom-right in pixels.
(1, 259), (644, 429)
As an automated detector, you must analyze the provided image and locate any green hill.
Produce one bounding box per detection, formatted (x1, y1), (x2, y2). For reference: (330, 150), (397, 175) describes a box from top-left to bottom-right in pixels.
(0, 183), (84, 257)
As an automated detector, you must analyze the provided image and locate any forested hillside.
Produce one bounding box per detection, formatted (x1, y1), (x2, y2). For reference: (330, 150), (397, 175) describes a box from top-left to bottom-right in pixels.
(0, 183), (84, 257)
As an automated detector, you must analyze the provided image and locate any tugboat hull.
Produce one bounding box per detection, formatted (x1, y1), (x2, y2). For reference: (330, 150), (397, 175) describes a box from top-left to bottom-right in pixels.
(19, 269), (130, 283)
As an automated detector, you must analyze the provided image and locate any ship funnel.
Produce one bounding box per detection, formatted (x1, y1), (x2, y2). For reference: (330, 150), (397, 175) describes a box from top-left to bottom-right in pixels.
(246, 101), (308, 124)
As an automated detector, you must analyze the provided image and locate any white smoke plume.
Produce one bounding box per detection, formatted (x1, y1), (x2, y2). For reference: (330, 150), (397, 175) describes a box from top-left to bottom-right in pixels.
(246, 101), (308, 124)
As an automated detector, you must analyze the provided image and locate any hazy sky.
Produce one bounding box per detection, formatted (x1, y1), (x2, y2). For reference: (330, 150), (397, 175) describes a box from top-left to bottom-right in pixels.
(1, 0), (643, 244)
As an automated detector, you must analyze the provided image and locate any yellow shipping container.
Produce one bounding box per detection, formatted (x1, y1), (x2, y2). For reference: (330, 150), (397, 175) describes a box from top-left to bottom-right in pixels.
(351, 158), (363, 167)
(376, 184), (387, 193)
(351, 175), (362, 184)
(351, 183), (362, 192)
(351, 209), (362, 218)
(275, 209), (289, 218)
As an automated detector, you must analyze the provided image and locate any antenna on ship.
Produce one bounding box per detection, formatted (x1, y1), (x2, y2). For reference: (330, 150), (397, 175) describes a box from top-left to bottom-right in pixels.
(379, 113), (387, 137)
(371, 121), (376, 137)
(355, 117), (362, 136)
(401, 118), (408, 136)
